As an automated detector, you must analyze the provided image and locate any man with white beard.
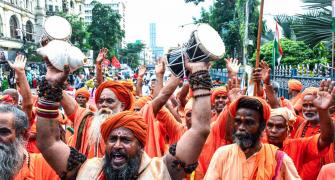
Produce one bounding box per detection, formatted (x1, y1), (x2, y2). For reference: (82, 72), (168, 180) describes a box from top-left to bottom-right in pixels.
(60, 78), (135, 158)
(0, 104), (58, 179)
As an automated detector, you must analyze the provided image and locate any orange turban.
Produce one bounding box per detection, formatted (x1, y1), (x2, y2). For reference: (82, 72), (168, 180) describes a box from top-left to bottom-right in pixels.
(288, 79), (303, 92)
(119, 80), (135, 95)
(211, 86), (228, 104)
(95, 81), (135, 111)
(229, 96), (271, 122)
(135, 96), (152, 108)
(100, 111), (148, 145)
(75, 87), (90, 99)
(301, 87), (318, 99)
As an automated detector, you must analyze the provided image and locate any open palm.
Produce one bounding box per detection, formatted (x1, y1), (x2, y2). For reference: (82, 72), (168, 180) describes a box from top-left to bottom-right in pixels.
(313, 80), (335, 110)
(8, 54), (26, 72)
(138, 65), (146, 77)
(260, 60), (271, 84)
(155, 57), (166, 75)
(225, 58), (241, 75)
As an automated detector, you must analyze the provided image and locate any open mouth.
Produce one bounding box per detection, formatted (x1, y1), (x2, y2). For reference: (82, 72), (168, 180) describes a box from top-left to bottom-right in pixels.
(112, 152), (127, 166)
(304, 112), (316, 118)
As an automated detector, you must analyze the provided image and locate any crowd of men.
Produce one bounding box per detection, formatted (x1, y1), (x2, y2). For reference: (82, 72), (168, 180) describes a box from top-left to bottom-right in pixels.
(1, 47), (335, 180)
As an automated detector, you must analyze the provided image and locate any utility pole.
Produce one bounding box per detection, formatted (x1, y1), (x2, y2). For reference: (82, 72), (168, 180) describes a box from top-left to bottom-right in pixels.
(243, 0), (250, 65)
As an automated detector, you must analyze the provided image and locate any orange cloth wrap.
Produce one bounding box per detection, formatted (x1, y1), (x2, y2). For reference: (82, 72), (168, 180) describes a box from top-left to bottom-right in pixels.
(301, 87), (318, 99)
(211, 86), (228, 104)
(100, 111), (148, 145)
(0, 94), (14, 105)
(229, 96), (271, 122)
(95, 81), (135, 110)
(75, 87), (90, 99)
(288, 79), (303, 92)
(135, 96), (152, 108)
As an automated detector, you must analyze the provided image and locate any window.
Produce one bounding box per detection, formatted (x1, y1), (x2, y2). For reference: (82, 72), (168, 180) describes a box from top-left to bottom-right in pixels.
(9, 15), (19, 39)
(70, 1), (74, 8)
(55, 5), (59, 12)
(26, 20), (33, 41)
(48, 5), (53, 11)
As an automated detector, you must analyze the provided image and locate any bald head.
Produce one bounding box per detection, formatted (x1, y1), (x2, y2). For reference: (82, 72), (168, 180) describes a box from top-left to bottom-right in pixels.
(3, 89), (19, 105)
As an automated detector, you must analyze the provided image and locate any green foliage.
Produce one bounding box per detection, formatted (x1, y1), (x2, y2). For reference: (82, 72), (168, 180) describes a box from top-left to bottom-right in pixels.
(21, 42), (43, 62)
(251, 39), (330, 68)
(185, 0), (204, 5)
(193, 0), (260, 68)
(119, 42), (145, 69)
(58, 13), (91, 53)
(88, 1), (124, 58)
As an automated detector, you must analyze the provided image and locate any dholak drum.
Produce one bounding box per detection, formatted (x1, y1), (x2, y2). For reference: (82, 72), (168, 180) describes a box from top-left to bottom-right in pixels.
(40, 16), (72, 46)
(167, 23), (225, 78)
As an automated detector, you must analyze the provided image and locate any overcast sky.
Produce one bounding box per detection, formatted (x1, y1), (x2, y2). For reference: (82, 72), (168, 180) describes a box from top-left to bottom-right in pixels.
(124, 0), (304, 50)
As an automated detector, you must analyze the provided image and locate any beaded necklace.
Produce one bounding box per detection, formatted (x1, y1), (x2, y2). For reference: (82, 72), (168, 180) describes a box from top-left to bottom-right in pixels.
(300, 122), (320, 138)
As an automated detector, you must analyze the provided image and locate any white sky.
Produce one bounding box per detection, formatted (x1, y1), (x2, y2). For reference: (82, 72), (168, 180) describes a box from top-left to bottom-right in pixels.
(125, 0), (305, 49)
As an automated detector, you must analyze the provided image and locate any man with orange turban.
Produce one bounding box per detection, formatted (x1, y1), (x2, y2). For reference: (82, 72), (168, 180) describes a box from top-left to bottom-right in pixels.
(60, 80), (135, 158)
(205, 96), (300, 179)
(75, 87), (97, 112)
(36, 59), (213, 179)
(210, 86), (228, 118)
(288, 79), (303, 112)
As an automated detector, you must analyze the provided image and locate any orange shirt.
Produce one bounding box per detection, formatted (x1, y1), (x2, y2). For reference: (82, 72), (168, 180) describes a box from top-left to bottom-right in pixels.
(283, 134), (329, 180)
(14, 153), (59, 180)
(67, 104), (105, 158)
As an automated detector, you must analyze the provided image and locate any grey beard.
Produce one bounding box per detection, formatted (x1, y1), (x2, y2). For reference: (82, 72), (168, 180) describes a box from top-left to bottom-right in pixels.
(103, 150), (142, 180)
(232, 129), (262, 151)
(0, 137), (25, 179)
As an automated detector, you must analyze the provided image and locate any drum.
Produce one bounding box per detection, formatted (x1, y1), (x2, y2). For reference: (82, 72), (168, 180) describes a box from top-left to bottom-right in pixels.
(40, 16), (72, 46)
(167, 23), (225, 78)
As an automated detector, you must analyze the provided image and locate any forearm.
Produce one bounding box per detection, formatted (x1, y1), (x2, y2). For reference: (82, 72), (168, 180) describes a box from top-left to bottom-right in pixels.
(153, 74), (164, 98)
(264, 84), (280, 108)
(178, 84), (190, 108)
(61, 91), (77, 117)
(318, 109), (334, 147)
(15, 71), (33, 118)
(37, 112), (70, 175)
(136, 78), (143, 96)
(96, 63), (103, 86)
(175, 89), (211, 164)
(151, 76), (180, 116)
(165, 103), (183, 123)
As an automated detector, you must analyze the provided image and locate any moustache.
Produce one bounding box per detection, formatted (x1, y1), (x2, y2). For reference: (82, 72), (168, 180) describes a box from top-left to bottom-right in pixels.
(234, 132), (253, 140)
(99, 108), (112, 115)
(110, 150), (128, 160)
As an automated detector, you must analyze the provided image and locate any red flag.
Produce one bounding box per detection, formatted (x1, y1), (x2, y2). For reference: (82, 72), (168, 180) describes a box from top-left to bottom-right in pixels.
(111, 56), (121, 69)
(103, 58), (110, 66)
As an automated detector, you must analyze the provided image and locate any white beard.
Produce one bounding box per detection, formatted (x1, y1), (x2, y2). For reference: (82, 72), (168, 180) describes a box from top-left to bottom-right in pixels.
(88, 109), (112, 145)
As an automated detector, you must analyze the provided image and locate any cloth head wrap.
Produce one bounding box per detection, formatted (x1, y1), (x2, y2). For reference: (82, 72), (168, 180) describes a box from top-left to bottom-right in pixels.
(100, 111), (148, 145)
(301, 87), (318, 99)
(270, 107), (296, 127)
(229, 96), (271, 122)
(288, 79), (303, 92)
(95, 81), (135, 111)
(0, 95), (14, 105)
(75, 87), (90, 99)
(135, 96), (152, 109)
(211, 86), (228, 105)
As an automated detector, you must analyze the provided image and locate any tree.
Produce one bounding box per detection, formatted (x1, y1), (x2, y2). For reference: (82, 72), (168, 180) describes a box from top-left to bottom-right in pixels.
(88, 1), (124, 58)
(251, 38), (329, 67)
(185, 0), (205, 5)
(119, 42), (145, 69)
(58, 13), (91, 53)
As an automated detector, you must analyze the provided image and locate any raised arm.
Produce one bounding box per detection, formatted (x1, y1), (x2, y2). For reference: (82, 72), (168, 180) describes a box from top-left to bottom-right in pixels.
(259, 60), (280, 108)
(313, 79), (335, 150)
(61, 90), (78, 117)
(150, 75), (180, 116)
(165, 60), (211, 179)
(136, 65), (146, 97)
(225, 58), (240, 79)
(96, 48), (108, 86)
(8, 55), (33, 120)
(37, 63), (85, 179)
(153, 58), (166, 98)
(177, 83), (190, 108)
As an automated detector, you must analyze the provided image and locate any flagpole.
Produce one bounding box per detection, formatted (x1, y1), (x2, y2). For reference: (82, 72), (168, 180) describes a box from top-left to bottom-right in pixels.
(254, 0), (264, 96)
(332, 0), (335, 81)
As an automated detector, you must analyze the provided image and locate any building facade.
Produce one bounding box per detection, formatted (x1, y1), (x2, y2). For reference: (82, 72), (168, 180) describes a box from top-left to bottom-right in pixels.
(149, 22), (164, 61)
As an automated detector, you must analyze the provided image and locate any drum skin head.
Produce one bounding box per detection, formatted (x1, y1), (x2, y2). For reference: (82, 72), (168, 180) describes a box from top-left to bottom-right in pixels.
(195, 24), (225, 59)
(44, 16), (72, 40)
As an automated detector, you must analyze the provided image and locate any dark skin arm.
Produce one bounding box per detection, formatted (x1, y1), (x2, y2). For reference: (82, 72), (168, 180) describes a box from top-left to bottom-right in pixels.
(178, 83), (190, 108)
(37, 65), (80, 178)
(151, 75), (180, 116)
(136, 65), (146, 97)
(96, 48), (108, 86)
(153, 58), (166, 98)
(164, 60), (211, 179)
(259, 60), (280, 108)
(8, 55), (33, 121)
(165, 100), (183, 123)
(313, 79), (335, 150)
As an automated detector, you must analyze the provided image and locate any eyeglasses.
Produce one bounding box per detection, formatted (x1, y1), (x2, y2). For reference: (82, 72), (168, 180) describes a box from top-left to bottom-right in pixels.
(97, 98), (115, 104)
